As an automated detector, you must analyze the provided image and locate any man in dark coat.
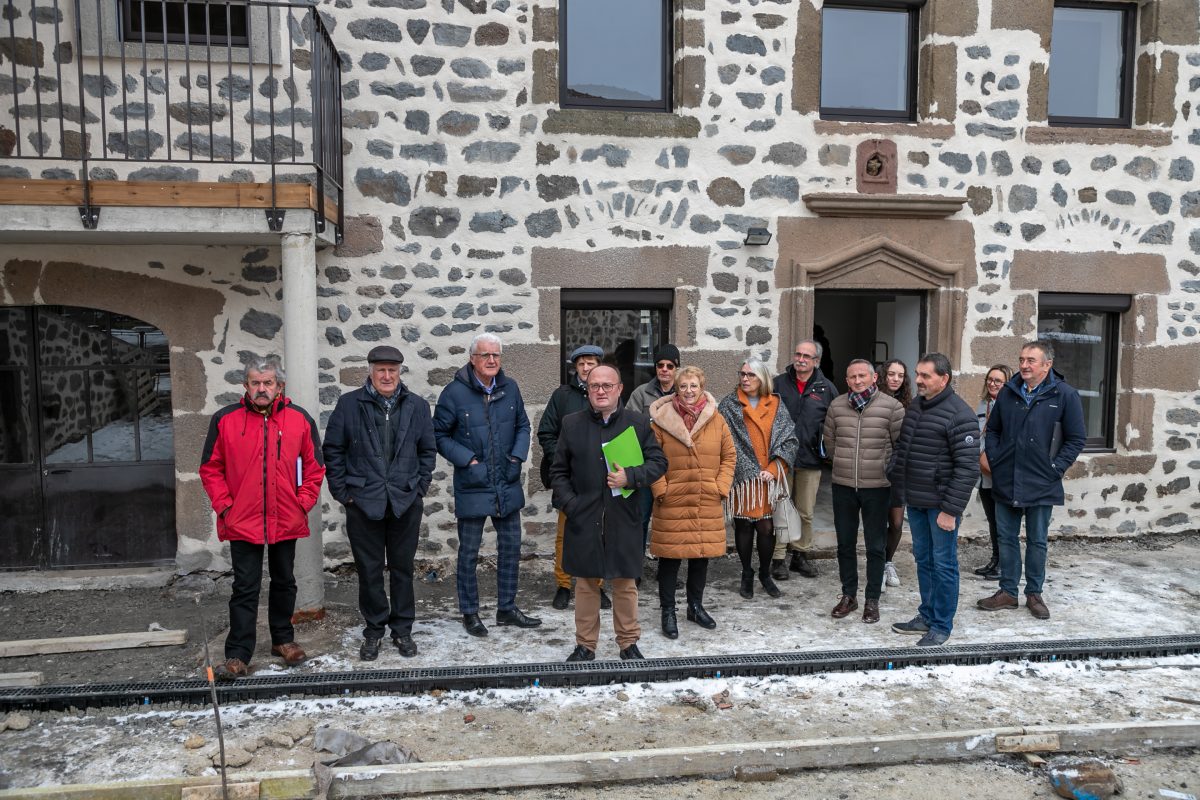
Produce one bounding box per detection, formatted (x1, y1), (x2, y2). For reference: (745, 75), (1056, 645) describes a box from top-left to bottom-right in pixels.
(550, 365), (667, 662)
(323, 345), (436, 661)
(772, 337), (837, 580)
(537, 343), (606, 610)
(434, 333), (540, 638)
(887, 353), (980, 647)
(977, 339), (1086, 621)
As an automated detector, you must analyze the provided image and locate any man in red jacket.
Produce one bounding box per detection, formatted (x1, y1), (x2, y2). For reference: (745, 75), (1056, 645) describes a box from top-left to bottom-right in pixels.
(200, 358), (325, 678)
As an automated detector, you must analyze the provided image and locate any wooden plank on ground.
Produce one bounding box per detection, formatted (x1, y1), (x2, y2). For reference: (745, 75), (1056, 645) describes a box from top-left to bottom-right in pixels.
(0, 672), (44, 687)
(0, 629), (187, 658)
(5, 719), (1195, 799)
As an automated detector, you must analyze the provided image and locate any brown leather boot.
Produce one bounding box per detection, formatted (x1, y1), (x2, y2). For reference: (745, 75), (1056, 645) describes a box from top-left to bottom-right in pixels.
(271, 642), (307, 666)
(1026, 593), (1050, 620)
(215, 658), (248, 681)
(976, 589), (1018, 611)
(831, 595), (858, 618)
(861, 598), (880, 624)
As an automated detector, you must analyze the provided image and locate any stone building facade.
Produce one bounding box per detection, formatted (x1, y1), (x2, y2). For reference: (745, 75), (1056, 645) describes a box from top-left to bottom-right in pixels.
(2, 0), (1199, 574)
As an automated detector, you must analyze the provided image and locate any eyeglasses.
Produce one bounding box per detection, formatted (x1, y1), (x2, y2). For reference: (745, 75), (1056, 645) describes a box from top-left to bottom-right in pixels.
(986, 377), (1006, 384)
(794, 352), (817, 360)
(472, 352), (501, 361)
(588, 383), (618, 393)
(655, 362), (676, 370)
(738, 371), (757, 379)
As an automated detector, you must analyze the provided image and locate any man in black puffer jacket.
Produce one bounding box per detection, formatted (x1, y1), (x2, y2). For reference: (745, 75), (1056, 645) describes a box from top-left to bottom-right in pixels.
(886, 353), (980, 647)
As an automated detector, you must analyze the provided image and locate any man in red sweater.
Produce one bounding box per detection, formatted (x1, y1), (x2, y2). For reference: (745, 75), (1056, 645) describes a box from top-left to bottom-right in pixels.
(200, 358), (325, 678)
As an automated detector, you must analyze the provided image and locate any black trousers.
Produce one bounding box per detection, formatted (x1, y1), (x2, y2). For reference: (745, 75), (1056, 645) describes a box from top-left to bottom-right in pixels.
(226, 538), (297, 662)
(831, 484), (890, 601)
(346, 500), (422, 640)
(978, 486), (999, 559)
(657, 557), (709, 610)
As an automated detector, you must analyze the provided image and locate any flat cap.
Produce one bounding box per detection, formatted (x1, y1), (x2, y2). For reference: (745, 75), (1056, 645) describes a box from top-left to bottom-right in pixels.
(567, 344), (605, 363)
(367, 345), (404, 364)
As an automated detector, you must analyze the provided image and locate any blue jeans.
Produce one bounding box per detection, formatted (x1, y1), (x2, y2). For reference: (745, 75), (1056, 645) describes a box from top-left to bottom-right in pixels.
(995, 503), (1052, 598)
(456, 510), (523, 615)
(907, 507), (960, 636)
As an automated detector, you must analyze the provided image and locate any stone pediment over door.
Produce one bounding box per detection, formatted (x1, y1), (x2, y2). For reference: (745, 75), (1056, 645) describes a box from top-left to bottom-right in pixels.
(775, 217), (976, 373)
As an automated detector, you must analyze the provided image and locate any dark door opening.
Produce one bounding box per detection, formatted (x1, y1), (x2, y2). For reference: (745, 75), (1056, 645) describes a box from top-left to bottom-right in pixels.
(813, 290), (926, 393)
(0, 306), (176, 570)
(560, 289), (672, 404)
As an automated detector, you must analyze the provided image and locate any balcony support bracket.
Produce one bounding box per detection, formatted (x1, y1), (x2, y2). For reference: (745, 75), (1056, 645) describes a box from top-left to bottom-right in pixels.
(78, 205), (100, 230)
(266, 208), (286, 232)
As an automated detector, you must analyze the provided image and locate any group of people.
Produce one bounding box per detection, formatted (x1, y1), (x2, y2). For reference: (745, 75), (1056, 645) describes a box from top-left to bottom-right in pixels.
(197, 332), (1085, 676)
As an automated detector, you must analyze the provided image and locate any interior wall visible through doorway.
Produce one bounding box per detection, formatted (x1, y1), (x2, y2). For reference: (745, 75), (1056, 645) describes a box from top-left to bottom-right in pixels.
(814, 290), (925, 393)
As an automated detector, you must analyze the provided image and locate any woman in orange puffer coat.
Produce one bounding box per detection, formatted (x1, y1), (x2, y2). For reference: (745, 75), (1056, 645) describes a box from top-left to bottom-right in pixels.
(649, 366), (736, 639)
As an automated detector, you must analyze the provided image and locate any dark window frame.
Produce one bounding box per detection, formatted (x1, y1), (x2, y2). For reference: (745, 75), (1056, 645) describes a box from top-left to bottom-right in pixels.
(559, 289), (673, 402)
(558, 0), (673, 113)
(819, 0), (922, 123)
(1047, 0), (1137, 129)
(119, 0), (251, 48)
(1037, 292), (1128, 452)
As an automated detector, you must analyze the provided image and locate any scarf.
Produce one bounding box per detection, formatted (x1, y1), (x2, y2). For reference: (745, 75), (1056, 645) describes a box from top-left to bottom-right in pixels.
(364, 377), (399, 413)
(672, 393), (706, 432)
(717, 389), (799, 518)
(849, 385), (877, 414)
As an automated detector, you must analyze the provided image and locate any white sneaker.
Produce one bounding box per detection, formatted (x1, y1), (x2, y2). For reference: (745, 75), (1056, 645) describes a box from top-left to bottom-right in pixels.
(884, 561), (900, 587)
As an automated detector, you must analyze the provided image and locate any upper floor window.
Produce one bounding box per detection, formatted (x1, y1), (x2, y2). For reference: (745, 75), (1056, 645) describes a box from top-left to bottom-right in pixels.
(1037, 293), (1129, 451)
(121, 0), (250, 47)
(559, 0), (672, 112)
(1048, 2), (1135, 128)
(820, 2), (920, 122)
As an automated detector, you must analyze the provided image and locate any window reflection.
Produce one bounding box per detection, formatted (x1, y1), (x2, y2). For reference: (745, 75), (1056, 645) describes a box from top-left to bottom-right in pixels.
(562, 0), (668, 110)
(1049, 4), (1129, 124)
(562, 305), (668, 404)
(821, 5), (914, 119)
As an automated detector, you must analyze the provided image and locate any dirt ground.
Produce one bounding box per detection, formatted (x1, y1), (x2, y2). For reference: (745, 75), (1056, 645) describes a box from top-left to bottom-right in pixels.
(1, 535), (1199, 795)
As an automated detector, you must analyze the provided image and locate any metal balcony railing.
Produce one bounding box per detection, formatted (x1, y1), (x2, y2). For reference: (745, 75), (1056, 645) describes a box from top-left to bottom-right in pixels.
(1, 0), (344, 241)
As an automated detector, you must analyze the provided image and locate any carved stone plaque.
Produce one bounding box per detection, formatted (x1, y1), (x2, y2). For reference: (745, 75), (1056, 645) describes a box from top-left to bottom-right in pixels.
(856, 139), (897, 194)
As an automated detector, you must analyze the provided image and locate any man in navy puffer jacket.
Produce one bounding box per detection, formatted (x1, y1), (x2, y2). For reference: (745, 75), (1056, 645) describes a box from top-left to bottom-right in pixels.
(434, 333), (541, 638)
(978, 340), (1085, 621)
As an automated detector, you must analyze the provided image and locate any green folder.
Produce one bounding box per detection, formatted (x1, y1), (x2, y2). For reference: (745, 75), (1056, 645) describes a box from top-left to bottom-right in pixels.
(601, 425), (644, 499)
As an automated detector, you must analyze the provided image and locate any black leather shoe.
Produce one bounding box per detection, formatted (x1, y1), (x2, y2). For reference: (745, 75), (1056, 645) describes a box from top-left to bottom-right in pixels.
(770, 559), (790, 581)
(496, 607), (543, 628)
(790, 551), (819, 578)
(739, 569), (754, 599)
(566, 644), (595, 662)
(393, 634), (418, 657)
(599, 589), (612, 610)
(661, 608), (679, 639)
(619, 643), (644, 660)
(552, 587), (571, 610)
(686, 603), (717, 629)
(462, 613), (489, 637)
(359, 637), (381, 662)
(973, 557), (1000, 578)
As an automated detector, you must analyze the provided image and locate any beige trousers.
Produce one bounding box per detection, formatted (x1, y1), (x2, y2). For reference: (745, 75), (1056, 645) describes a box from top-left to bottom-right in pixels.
(774, 468), (821, 559)
(575, 577), (640, 651)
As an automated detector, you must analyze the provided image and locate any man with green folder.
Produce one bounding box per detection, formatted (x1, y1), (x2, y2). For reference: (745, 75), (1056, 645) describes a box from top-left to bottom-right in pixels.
(550, 365), (668, 662)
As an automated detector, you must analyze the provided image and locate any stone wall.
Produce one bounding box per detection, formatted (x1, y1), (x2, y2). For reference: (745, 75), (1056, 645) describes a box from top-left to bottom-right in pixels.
(3, 0), (1200, 570)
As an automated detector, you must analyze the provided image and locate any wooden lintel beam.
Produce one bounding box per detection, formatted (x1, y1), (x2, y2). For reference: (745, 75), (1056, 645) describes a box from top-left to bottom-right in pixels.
(0, 629), (187, 658)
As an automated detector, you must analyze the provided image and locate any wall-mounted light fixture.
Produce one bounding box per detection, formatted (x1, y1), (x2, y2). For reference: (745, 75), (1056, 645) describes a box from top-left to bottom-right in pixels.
(743, 227), (772, 246)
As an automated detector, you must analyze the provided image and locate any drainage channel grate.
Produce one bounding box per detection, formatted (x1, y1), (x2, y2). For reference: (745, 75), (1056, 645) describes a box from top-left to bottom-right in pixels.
(3, 634), (1198, 712)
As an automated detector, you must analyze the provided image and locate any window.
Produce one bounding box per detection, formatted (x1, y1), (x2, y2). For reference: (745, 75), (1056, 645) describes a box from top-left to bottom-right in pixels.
(559, 0), (671, 112)
(1048, 2), (1135, 127)
(120, 0), (250, 47)
(1037, 293), (1129, 450)
(820, 2), (921, 122)
(560, 290), (672, 403)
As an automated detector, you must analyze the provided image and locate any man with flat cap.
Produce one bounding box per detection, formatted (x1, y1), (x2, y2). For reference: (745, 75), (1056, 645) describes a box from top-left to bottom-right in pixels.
(324, 345), (436, 661)
(538, 343), (610, 610)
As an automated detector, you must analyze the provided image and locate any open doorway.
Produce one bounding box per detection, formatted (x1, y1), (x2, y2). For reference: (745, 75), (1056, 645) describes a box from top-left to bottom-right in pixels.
(813, 290), (926, 393)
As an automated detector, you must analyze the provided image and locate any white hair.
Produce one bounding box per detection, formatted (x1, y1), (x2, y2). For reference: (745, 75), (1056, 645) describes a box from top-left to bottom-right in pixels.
(244, 357), (285, 383)
(470, 332), (503, 354)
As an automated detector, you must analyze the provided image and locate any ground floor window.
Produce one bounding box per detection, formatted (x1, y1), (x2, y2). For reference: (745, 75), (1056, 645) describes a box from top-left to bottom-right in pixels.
(1037, 293), (1128, 451)
(560, 289), (672, 404)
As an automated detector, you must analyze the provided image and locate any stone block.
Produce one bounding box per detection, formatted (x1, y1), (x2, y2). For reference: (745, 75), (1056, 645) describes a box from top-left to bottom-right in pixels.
(927, 0), (977, 38)
(991, 0), (1052, 49)
(791, 0), (820, 114)
(532, 5), (557, 42)
(533, 246), (709, 289)
(1135, 51), (1178, 127)
(1141, 0), (1200, 46)
(918, 44), (957, 122)
(1011, 251), (1168, 294)
(541, 109), (700, 138)
(334, 215), (383, 258)
(970, 335), (1026, 371)
(1121, 345), (1200, 392)
(531, 49), (558, 105)
(676, 54), (705, 109)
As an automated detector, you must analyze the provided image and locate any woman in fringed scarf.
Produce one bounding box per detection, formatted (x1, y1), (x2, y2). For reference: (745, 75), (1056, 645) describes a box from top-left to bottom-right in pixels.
(717, 359), (798, 599)
(649, 366), (736, 639)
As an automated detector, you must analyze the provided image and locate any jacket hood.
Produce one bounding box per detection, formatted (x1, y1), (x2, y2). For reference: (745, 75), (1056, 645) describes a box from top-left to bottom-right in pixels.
(649, 391), (718, 447)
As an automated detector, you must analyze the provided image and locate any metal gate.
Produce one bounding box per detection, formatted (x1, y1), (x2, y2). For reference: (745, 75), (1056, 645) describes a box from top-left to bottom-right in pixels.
(0, 306), (175, 570)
